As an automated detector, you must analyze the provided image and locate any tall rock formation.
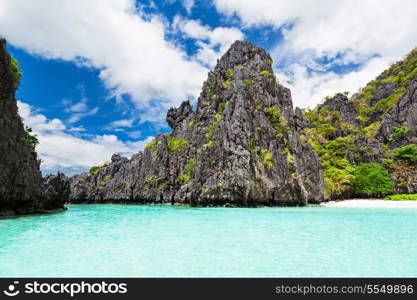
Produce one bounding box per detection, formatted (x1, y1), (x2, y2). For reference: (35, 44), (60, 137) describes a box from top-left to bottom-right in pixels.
(0, 39), (65, 216)
(304, 46), (417, 199)
(67, 41), (324, 206)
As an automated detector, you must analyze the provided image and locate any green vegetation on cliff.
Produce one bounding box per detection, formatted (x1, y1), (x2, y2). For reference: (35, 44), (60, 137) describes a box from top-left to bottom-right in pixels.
(353, 47), (417, 124)
(304, 46), (417, 199)
(9, 55), (22, 88)
(24, 127), (39, 152)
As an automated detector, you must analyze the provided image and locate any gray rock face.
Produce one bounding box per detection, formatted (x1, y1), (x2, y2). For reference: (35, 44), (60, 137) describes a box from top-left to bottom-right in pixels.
(0, 39), (65, 216)
(377, 78), (417, 147)
(320, 93), (358, 127)
(66, 41), (324, 206)
(167, 100), (193, 130)
(370, 82), (397, 107)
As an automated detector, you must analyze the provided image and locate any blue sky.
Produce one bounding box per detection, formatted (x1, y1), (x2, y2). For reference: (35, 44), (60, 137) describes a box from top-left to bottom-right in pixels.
(1, 0), (416, 175)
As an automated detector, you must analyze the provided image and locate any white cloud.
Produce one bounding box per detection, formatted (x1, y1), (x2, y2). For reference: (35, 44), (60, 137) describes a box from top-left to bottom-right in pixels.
(67, 107), (99, 124)
(0, 0), (208, 111)
(276, 56), (393, 108)
(127, 130), (142, 139)
(17, 101), (152, 176)
(173, 16), (244, 67)
(17, 102), (66, 133)
(183, 0), (195, 14)
(107, 118), (135, 130)
(61, 97), (100, 124)
(214, 0), (417, 107)
(66, 99), (89, 113)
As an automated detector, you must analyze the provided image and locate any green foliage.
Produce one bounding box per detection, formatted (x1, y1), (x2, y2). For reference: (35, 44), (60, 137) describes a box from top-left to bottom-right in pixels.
(167, 137), (189, 153)
(205, 113), (222, 147)
(145, 175), (158, 187)
(264, 106), (280, 127)
(89, 166), (101, 176)
(225, 68), (234, 80)
(177, 174), (191, 183)
(393, 144), (417, 162)
(259, 149), (273, 168)
(267, 59), (273, 65)
(223, 68), (234, 88)
(24, 127), (39, 152)
(362, 121), (381, 139)
(158, 181), (169, 190)
(259, 70), (272, 77)
(323, 166), (354, 199)
(384, 194), (417, 201)
(352, 47), (417, 122)
(218, 102), (226, 112)
(177, 158), (196, 184)
(144, 139), (158, 151)
(303, 47), (417, 199)
(352, 163), (394, 197)
(185, 158), (196, 177)
(188, 119), (195, 130)
(263, 106), (288, 137)
(243, 79), (252, 87)
(392, 126), (410, 139)
(10, 55), (22, 88)
(99, 175), (112, 190)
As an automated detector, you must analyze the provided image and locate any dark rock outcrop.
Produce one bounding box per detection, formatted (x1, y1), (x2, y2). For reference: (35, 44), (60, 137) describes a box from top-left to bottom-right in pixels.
(319, 93), (359, 126)
(377, 77), (417, 193)
(305, 44), (417, 198)
(0, 39), (65, 216)
(377, 77), (417, 147)
(166, 100), (193, 130)
(66, 41), (324, 206)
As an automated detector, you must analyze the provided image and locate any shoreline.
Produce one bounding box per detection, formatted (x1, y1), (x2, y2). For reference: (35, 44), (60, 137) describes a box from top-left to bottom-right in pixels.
(321, 199), (417, 208)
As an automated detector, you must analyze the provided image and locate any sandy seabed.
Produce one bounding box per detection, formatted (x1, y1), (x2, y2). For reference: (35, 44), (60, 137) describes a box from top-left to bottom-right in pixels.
(321, 199), (417, 208)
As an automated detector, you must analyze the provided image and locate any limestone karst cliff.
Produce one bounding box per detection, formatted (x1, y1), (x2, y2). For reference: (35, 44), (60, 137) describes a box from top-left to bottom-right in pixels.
(304, 47), (417, 199)
(0, 39), (66, 216)
(65, 41), (324, 206)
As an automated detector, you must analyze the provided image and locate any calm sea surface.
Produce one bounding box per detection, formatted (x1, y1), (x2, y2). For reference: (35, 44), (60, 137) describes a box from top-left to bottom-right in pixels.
(1, 204), (416, 277)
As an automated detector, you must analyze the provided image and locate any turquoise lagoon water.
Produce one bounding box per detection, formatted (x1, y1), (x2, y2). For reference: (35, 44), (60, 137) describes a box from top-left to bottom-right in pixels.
(1, 204), (417, 277)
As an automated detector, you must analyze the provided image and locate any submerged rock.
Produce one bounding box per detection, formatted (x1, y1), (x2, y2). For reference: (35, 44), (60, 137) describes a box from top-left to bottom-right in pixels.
(67, 41), (324, 206)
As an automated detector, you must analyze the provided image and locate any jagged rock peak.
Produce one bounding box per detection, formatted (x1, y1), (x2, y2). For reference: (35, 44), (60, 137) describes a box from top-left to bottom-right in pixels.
(64, 40), (324, 206)
(319, 93), (358, 125)
(215, 40), (273, 70)
(166, 100), (193, 129)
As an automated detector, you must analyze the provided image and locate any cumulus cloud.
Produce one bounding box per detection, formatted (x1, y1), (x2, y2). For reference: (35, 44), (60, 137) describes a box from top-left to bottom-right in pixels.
(183, 0), (195, 14)
(276, 56), (393, 108)
(108, 119), (134, 129)
(61, 97), (100, 124)
(214, 0), (417, 107)
(18, 101), (152, 176)
(0, 0), (208, 111)
(173, 16), (244, 67)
